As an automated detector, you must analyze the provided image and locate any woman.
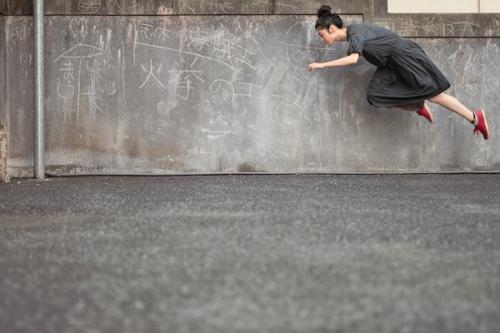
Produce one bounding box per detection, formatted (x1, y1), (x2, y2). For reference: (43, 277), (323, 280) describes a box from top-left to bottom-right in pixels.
(308, 5), (489, 140)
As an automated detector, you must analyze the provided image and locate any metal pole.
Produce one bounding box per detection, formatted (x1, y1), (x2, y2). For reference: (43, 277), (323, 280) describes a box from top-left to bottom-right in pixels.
(34, 0), (45, 179)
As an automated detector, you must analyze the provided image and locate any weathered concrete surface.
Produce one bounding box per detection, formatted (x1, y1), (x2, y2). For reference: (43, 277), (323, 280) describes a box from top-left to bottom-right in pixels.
(106, 0), (274, 15)
(274, 0), (388, 18)
(44, 0), (274, 15)
(4, 16), (34, 177)
(0, 15), (6, 127)
(4, 15), (500, 176)
(46, 0), (106, 15)
(0, 123), (6, 182)
(0, 15), (7, 182)
(1, 0), (32, 15)
(1, 0), (273, 15)
(1, 0), (499, 176)
(1, 174), (499, 332)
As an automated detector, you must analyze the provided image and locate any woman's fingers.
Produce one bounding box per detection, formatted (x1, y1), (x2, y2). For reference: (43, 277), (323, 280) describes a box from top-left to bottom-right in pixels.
(308, 63), (322, 71)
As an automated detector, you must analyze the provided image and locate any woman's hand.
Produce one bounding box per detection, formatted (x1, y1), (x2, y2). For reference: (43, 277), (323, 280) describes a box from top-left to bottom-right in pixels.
(308, 54), (360, 71)
(308, 63), (324, 71)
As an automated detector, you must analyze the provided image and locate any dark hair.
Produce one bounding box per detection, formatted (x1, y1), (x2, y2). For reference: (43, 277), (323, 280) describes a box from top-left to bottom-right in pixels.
(315, 5), (343, 30)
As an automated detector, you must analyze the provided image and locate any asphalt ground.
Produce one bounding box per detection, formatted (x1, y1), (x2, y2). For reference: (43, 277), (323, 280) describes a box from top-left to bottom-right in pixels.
(0, 174), (499, 333)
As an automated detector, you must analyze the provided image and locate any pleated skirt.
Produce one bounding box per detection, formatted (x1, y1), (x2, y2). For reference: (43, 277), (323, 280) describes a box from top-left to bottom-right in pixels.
(367, 40), (451, 108)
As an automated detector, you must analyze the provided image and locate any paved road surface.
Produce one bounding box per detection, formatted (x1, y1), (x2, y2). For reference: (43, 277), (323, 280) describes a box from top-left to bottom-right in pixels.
(1, 175), (499, 333)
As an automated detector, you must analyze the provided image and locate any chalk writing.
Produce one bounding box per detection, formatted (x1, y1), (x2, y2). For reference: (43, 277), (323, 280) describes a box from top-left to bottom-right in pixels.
(139, 59), (166, 89)
(374, 17), (482, 37)
(54, 19), (106, 115)
(79, 0), (102, 14)
(83, 67), (104, 113)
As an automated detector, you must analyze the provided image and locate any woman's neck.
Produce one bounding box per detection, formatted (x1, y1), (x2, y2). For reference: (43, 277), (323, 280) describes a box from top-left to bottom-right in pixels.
(336, 27), (348, 42)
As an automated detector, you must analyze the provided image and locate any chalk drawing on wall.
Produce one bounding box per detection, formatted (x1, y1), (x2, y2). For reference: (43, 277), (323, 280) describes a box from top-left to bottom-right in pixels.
(79, 0), (102, 14)
(54, 19), (104, 62)
(53, 18), (106, 116)
(111, 0), (139, 14)
(374, 17), (481, 37)
(169, 68), (206, 100)
(139, 59), (166, 89)
(283, 21), (335, 70)
(82, 66), (104, 113)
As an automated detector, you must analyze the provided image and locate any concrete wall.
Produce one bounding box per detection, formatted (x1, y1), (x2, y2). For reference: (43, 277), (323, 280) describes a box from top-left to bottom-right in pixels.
(0, 14), (5, 130)
(0, 14), (7, 181)
(1, 1), (500, 176)
(0, 123), (6, 182)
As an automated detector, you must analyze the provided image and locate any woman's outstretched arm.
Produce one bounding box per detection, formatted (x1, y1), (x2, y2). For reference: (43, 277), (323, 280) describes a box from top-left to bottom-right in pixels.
(308, 53), (360, 71)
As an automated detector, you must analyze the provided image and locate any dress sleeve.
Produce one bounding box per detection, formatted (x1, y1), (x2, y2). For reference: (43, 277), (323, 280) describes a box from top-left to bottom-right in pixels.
(347, 35), (365, 56)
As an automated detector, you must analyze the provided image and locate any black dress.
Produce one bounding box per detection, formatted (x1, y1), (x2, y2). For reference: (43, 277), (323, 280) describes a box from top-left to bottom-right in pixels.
(346, 24), (451, 108)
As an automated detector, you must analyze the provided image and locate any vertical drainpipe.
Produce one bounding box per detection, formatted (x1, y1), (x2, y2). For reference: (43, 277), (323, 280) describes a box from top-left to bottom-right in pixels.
(34, 0), (45, 179)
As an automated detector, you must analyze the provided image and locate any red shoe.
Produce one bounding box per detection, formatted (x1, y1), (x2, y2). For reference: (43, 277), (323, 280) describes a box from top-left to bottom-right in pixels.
(416, 105), (433, 123)
(473, 110), (489, 140)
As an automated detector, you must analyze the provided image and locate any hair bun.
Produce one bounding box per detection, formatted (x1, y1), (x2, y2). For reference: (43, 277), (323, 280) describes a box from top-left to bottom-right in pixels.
(317, 5), (332, 18)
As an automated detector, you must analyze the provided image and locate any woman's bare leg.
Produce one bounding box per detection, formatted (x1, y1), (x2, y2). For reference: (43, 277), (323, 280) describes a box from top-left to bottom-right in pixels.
(428, 93), (475, 123)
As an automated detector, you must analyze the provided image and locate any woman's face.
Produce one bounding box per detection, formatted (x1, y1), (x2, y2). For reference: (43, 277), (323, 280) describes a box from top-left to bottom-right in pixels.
(317, 26), (336, 45)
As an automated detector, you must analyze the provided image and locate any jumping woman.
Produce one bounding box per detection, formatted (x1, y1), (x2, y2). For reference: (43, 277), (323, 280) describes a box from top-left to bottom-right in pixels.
(308, 5), (490, 140)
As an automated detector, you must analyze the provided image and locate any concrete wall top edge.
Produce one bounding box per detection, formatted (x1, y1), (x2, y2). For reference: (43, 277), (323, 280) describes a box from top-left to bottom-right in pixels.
(1, 0), (499, 37)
